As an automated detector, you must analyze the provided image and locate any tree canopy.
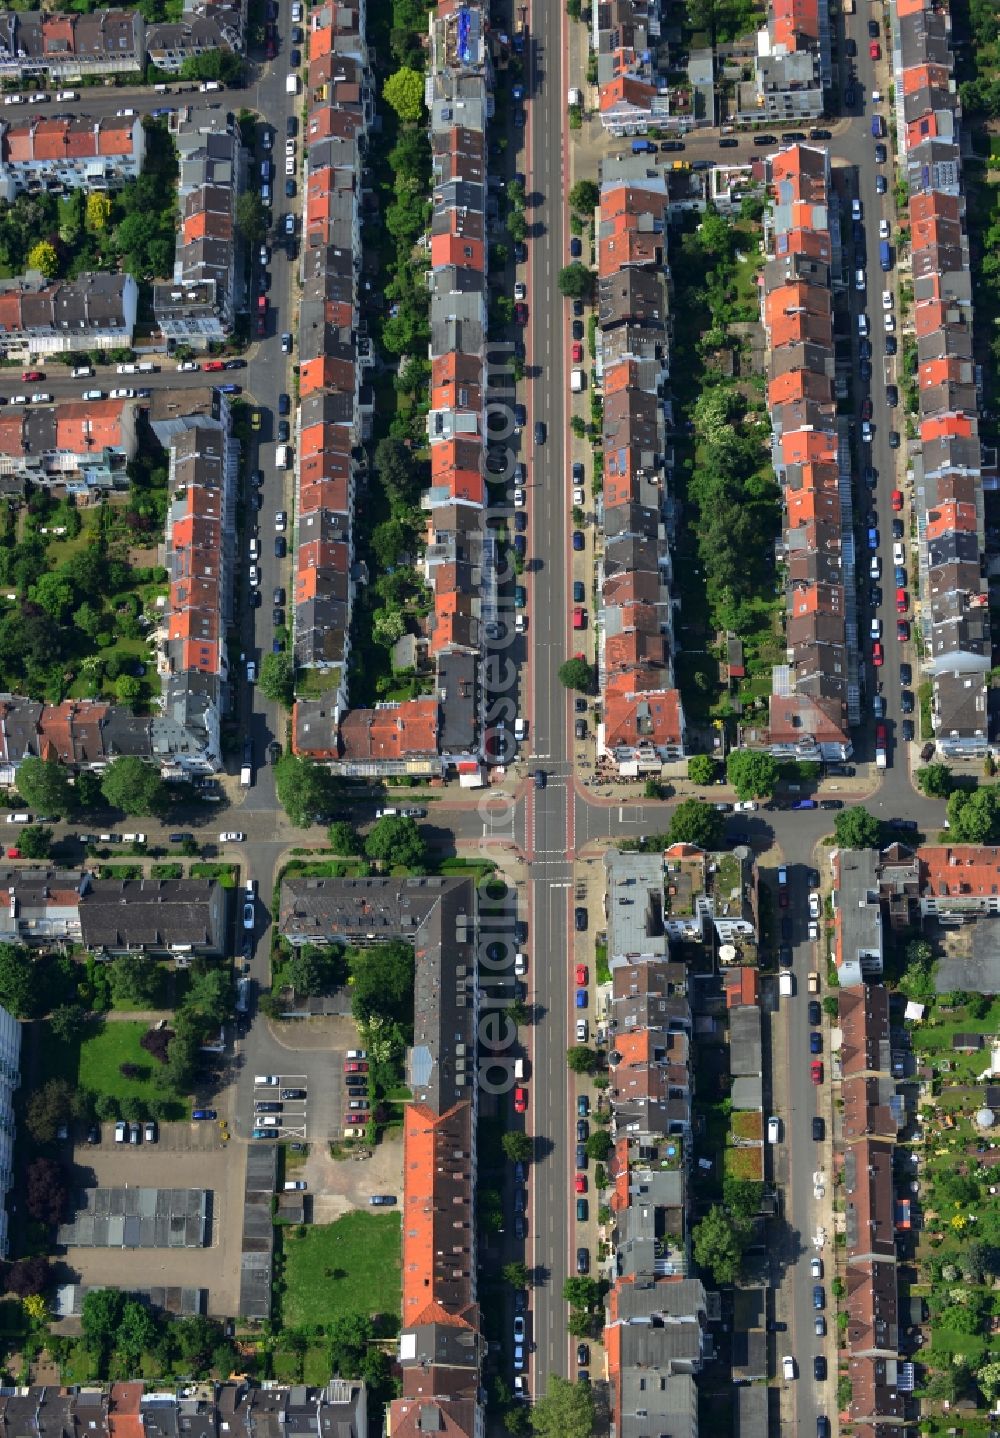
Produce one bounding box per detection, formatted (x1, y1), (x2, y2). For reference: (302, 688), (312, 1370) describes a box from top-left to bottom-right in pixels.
(101, 756), (169, 816)
(17, 824), (52, 860)
(687, 754), (717, 786)
(916, 762), (953, 798)
(348, 940), (415, 1029)
(833, 805), (882, 849)
(364, 814), (427, 870)
(667, 799), (724, 850)
(383, 66), (425, 121)
(692, 1203), (749, 1285)
(568, 180), (599, 213)
(557, 658), (593, 692)
(557, 263), (593, 299)
(274, 753), (338, 826)
(529, 1375), (595, 1438)
(0, 943), (36, 1018)
(726, 749), (777, 800)
(947, 785), (1000, 844)
(566, 1045), (601, 1075)
(258, 651), (294, 707)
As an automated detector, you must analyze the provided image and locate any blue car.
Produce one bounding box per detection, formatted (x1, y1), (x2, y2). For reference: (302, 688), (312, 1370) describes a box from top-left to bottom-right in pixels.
(867, 527), (879, 550)
(810, 1030), (822, 1054)
(575, 989), (588, 1008)
(219, 383), (241, 394)
(192, 1109), (217, 1120)
(572, 532), (585, 551)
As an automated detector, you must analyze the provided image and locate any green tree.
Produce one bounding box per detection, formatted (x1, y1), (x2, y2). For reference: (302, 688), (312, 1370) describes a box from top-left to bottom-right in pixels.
(326, 1312), (374, 1378)
(557, 263), (593, 299)
(723, 1177), (763, 1222)
(285, 945), (342, 997)
(328, 821), (362, 855)
(383, 66), (425, 121)
(109, 953), (160, 1009)
(81, 1287), (126, 1366)
(25, 1078), (74, 1144)
(348, 940), (415, 1028)
(73, 770), (104, 812)
(977, 1360), (1000, 1405)
(258, 651), (294, 707)
(501, 1130), (533, 1164)
(364, 815), (427, 870)
(27, 240), (59, 280)
(502, 1261), (530, 1289)
(726, 749), (778, 800)
(585, 1130), (613, 1162)
(17, 824), (52, 859)
(236, 190), (268, 245)
(118, 1299), (158, 1365)
(692, 1204), (748, 1285)
(558, 658), (593, 691)
(687, 754), (716, 785)
(916, 762), (953, 798)
(0, 942), (36, 1017)
(947, 785), (1000, 844)
(667, 799), (724, 850)
(85, 192), (112, 233)
(566, 1045), (601, 1075)
(568, 180), (600, 213)
(275, 753), (336, 826)
(49, 1003), (88, 1043)
(15, 756), (73, 818)
(100, 756), (168, 816)
(529, 1374), (595, 1438)
(29, 573), (76, 624)
(833, 805), (882, 849)
(115, 674), (142, 708)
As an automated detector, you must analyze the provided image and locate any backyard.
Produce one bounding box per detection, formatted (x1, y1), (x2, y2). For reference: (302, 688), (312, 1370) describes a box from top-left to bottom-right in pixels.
(280, 1211), (402, 1328)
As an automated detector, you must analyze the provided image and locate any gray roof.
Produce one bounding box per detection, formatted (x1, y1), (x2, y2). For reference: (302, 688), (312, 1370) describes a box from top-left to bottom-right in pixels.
(729, 1004), (762, 1076)
(605, 849), (669, 958)
(835, 849), (884, 985)
(737, 1385), (770, 1438)
(78, 877), (225, 954)
(936, 916), (1000, 995)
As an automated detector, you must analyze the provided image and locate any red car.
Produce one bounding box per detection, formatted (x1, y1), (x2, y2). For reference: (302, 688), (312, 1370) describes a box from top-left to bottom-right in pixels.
(256, 294), (268, 314)
(344, 1060), (368, 1074)
(875, 721), (887, 747)
(779, 887), (789, 908)
(860, 396), (873, 421)
(811, 1059), (823, 1085)
(22, 370), (44, 382)
(571, 342), (583, 363)
(572, 607), (586, 630)
(203, 360), (226, 372)
(514, 302), (528, 325)
(6, 848), (19, 859)
(575, 1174), (587, 1193)
(897, 620), (910, 641)
(869, 40), (880, 57)
(255, 316), (266, 337)
(345, 1113), (366, 1125)
(265, 28), (276, 57)
(891, 489), (903, 512)
(514, 1086), (527, 1114)
(872, 641), (884, 666)
(575, 964), (588, 986)
(896, 587), (908, 613)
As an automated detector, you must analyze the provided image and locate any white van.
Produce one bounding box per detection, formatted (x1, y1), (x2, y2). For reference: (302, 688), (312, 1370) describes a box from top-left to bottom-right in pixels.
(779, 971), (794, 998)
(570, 369), (585, 393)
(116, 363), (138, 374)
(275, 444), (290, 469)
(514, 717), (527, 741)
(5, 813), (30, 824)
(767, 1116), (781, 1143)
(513, 1057), (525, 1079)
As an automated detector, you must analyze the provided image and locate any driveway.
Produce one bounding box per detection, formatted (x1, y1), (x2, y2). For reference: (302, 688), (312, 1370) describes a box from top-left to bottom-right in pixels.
(58, 1127), (248, 1319)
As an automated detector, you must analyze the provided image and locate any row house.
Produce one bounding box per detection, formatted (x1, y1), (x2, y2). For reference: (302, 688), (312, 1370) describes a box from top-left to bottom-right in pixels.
(590, 0), (700, 139)
(0, 114), (144, 202)
(891, 0), (990, 757)
(757, 144), (854, 763)
(146, 0), (244, 73)
(838, 978), (910, 1428)
(595, 174), (685, 773)
(153, 107), (242, 348)
(156, 420), (239, 775)
(0, 11), (144, 82)
(287, 3), (370, 738)
(601, 848), (706, 1438)
(735, 0), (830, 123)
(0, 396), (137, 495)
(0, 697), (146, 780)
(0, 272), (138, 362)
(295, 0), (493, 783)
(0, 1384), (366, 1438)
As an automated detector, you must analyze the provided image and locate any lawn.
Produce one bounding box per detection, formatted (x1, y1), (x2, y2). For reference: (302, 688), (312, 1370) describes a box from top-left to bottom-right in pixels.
(78, 1020), (177, 1110)
(281, 1211), (401, 1327)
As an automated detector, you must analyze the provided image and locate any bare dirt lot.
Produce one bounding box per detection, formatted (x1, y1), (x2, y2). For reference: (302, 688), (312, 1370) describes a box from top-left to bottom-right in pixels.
(60, 1125), (247, 1317)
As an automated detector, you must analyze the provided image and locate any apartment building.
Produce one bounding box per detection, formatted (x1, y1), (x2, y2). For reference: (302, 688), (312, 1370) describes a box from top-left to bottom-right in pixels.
(0, 272), (139, 361)
(0, 114), (145, 202)
(153, 107), (242, 347)
(889, 0), (989, 757)
(594, 167), (686, 773)
(155, 419), (238, 775)
(0, 11), (145, 82)
(0, 396), (137, 494)
(735, 0), (830, 123)
(275, 874), (485, 1438)
(754, 143), (855, 763)
(146, 0), (244, 72)
(0, 1004), (18, 1257)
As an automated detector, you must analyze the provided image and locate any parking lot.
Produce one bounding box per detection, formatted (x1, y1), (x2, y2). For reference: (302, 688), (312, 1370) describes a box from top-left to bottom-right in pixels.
(60, 1122), (247, 1318)
(236, 1013), (361, 1141)
(251, 1073), (308, 1139)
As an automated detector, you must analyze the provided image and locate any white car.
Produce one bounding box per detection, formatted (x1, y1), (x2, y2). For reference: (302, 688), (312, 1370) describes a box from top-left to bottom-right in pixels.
(115, 1120), (127, 1143)
(515, 613), (527, 634)
(275, 511), (287, 532)
(884, 312), (895, 333)
(767, 1116), (780, 1143)
(55, 90), (78, 102)
(513, 487), (525, 507)
(882, 289), (893, 311)
(3, 96), (24, 106)
(219, 831), (245, 843)
(283, 1180), (307, 1191)
(857, 313), (869, 337)
(285, 155), (295, 176)
(514, 281), (527, 302)
(249, 565), (260, 587)
(576, 1018), (589, 1043)
(9, 395), (27, 405)
(291, 1), (303, 18)
(879, 219), (890, 240)
(869, 617), (881, 640)
(83, 389), (105, 401)
(893, 541), (905, 566)
(808, 920), (819, 941)
(73, 365), (94, 377)
(28, 93), (48, 104)
(116, 108), (136, 117)
(514, 951), (527, 976)
(734, 800), (757, 812)
(243, 900), (255, 930)
(782, 1356), (796, 1381)
(851, 198), (862, 221)
(177, 361), (200, 372)
(573, 486), (585, 506)
(808, 892), (821, 919)
(30, 392), (52, 404)
(869, 555), (881, 580)
(285, 139), (296, 157)
(810, 1256), (823, 1279)
(122, 832), (147, 844)
(110, 387), (135, 399)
